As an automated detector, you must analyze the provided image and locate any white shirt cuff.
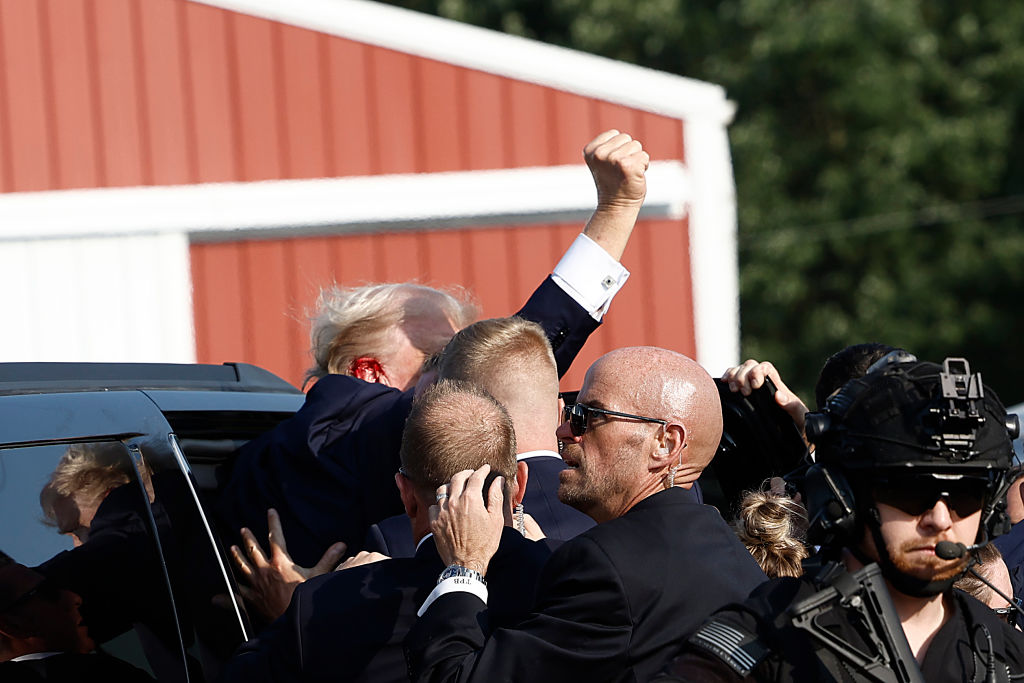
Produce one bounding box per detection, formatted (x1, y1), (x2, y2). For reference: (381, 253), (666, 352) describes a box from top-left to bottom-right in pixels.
(417, 576), (488, 617)
(551, 233), (630, 321)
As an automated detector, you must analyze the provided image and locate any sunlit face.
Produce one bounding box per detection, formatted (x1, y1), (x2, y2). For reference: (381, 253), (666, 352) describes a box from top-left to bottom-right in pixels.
(555, 364), (659, 523)
(863, 499), (981, 587)
(382, 313), (458, 391)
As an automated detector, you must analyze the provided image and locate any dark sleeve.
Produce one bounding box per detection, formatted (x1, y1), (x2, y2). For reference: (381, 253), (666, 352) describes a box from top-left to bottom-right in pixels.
(515, 276), (600, 378)
(363, 523), (390, 555)
(405, 536), (633, 683)
(653, 650), (750, 682)
(218, 597), (304, 683)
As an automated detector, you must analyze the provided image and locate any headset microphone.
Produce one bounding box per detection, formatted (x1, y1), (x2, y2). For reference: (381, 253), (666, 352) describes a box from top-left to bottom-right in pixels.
(934, 541), (984, 560)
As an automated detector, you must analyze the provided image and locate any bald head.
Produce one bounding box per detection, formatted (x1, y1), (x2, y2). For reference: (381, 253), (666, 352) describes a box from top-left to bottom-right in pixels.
(589, 347), (722, 468)
(558, 347), (722, 522)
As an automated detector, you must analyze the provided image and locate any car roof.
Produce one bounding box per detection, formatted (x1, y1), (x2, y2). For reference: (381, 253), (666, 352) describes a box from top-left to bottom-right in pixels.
(0, 362), (302, 396)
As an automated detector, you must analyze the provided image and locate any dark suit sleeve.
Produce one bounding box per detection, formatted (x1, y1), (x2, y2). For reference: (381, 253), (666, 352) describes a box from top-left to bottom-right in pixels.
(515, 276), (600, 379)
(405, 535), (633, 683)
(219, 596), (305, 683)
(363, 523), (390, 555)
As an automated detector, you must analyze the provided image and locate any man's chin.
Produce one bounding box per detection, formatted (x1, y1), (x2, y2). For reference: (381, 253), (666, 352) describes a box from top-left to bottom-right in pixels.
(892, 554), (965, 583)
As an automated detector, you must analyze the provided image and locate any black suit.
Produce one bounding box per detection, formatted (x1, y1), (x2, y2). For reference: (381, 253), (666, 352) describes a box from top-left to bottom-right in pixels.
(217, 277), (600, 566)
(405, 487), (767, 683)
(364, 455), (705, 557)
(220, 528), (551, 683)
(0, 653), (155, 682)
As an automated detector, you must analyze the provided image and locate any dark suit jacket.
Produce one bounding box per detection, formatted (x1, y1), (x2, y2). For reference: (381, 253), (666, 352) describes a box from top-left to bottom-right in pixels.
(363, 453), (596, 557)
(405, 487), (768, 683)
(217, 276), (600, 566)
(220, 528), (552, 683)
(365, 460), (704, 557)
(0, 653), (155, 682)
(994, 521), (1024, 600)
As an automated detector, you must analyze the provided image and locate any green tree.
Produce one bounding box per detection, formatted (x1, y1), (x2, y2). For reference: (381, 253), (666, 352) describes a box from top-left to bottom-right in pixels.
(385, 0), (1024, 405)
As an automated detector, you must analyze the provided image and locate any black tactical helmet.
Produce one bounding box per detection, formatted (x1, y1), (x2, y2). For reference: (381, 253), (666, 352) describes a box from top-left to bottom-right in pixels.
(806, 356), (1016, 477)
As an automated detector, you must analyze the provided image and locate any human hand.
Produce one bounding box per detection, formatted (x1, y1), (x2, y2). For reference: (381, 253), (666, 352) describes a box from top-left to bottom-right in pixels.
(584, 130), (649, 210)
(230, 508), (347, 621)
(581, 130), (650, 261)
(429, 465), (505, 575)
(335, 550), (390, 571)
(521, 512), (546, 541)
(722, 360), (809, 432)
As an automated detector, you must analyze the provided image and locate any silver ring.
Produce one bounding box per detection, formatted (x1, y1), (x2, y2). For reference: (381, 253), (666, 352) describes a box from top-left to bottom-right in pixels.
(436, 492), (448, 503)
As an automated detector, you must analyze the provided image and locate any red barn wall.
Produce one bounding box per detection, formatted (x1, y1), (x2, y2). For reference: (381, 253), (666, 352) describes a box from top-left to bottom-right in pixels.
(1, 0), (695, 389)
(0, 0), (685, 190)
(191, 217), (695, 391)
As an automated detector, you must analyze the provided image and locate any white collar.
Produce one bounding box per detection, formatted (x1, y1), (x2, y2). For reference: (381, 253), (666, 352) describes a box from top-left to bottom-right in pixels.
(13, 652), (64, 662)
(516, 449), (562, 461)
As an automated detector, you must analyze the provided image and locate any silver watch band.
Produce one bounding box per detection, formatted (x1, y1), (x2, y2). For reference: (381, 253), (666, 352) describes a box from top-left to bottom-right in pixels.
(437, 563), (487, 586)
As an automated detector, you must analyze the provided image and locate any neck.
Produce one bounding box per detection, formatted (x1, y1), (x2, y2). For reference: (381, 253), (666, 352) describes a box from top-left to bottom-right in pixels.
(888, 583), (950, 661)
(600, 477), (672, 522)
(841, 549), (950, 662)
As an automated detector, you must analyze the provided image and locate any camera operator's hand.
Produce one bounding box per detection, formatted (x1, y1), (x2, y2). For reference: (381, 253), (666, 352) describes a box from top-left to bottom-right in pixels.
(722, 360), (808, 432)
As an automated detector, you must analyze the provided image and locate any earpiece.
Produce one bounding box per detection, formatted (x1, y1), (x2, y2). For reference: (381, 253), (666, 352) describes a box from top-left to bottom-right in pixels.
(803, 463), (858, 546)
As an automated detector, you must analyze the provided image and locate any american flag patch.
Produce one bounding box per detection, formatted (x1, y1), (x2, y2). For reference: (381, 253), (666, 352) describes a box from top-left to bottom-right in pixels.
(688, 619), (768, 676)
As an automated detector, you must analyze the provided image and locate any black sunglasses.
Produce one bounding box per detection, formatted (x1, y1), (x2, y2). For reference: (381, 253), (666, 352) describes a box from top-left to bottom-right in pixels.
(872, 476), (989, 518)
(562, 403), (667, 437)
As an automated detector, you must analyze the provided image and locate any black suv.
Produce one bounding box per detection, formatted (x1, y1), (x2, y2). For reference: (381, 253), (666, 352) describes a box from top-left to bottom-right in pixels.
(0, 363), (303, 682)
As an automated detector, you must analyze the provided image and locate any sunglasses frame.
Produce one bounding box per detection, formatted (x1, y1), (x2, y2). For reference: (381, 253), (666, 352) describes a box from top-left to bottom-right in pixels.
(563, 402), (667, 437)
(871, 475), (989, 518)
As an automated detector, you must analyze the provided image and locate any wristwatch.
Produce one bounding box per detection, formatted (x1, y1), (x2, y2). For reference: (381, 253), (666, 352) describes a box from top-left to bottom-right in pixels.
(438, 564), (487, 586)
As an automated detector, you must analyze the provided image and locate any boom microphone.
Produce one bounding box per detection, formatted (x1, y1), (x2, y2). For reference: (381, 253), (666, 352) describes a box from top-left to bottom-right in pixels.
(934, 541), (984, 560)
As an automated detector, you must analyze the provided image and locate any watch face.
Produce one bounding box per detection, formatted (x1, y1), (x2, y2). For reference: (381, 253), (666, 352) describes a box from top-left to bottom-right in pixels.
(438, 564), (486, 585)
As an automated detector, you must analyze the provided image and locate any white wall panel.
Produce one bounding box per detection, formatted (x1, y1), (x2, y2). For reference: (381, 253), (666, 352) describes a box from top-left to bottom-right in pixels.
(0, 233), (194, 363)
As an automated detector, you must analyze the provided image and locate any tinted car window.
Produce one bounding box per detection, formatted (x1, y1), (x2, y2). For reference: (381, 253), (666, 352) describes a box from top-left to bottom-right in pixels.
(0, 440), (247, 682)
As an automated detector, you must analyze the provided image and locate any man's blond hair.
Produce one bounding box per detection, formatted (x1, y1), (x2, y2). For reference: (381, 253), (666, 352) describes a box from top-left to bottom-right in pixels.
(39, 443), (133, 528)
(399, 379), (517, 500)
(307, 283), (478, 382)
(437, 317), (558, 427)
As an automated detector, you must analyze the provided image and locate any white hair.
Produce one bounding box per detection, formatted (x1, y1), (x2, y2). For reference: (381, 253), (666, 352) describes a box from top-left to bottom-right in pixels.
(307, 282), (478, 382)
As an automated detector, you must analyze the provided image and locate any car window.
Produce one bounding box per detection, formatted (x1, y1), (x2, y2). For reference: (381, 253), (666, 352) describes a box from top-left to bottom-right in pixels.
(0, 440), (246, 682)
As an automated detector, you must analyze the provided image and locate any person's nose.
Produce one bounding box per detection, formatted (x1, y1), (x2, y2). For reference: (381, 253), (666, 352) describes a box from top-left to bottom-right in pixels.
(555, 420), (578, 444)
(921, 498), (954, 533)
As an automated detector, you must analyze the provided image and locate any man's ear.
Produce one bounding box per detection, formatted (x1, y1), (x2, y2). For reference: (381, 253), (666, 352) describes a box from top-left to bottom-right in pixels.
(514, 461), (529, 507)
(652, 423), (686, 468)
(395, 472), (419, 519)
(350, 357), (387, 384)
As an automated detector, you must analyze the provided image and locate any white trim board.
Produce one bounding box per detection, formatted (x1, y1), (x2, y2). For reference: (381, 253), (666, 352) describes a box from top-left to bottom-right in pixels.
(0, 162), (689, 242)
(192, 0), (735, 125)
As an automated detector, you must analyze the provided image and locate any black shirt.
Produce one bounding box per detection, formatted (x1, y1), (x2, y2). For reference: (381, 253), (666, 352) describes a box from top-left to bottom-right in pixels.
(657, 564), (1024, 683)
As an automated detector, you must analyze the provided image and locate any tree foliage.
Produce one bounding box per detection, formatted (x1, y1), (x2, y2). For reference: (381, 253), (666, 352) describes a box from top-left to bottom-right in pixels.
(385, 0), (1024, 404)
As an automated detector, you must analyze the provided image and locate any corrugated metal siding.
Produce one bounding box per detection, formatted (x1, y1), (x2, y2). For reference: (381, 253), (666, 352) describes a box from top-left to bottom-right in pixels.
(0, 0), (685, 191)
(191, 218), (695, 390)
(0, 233), (194, 363)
